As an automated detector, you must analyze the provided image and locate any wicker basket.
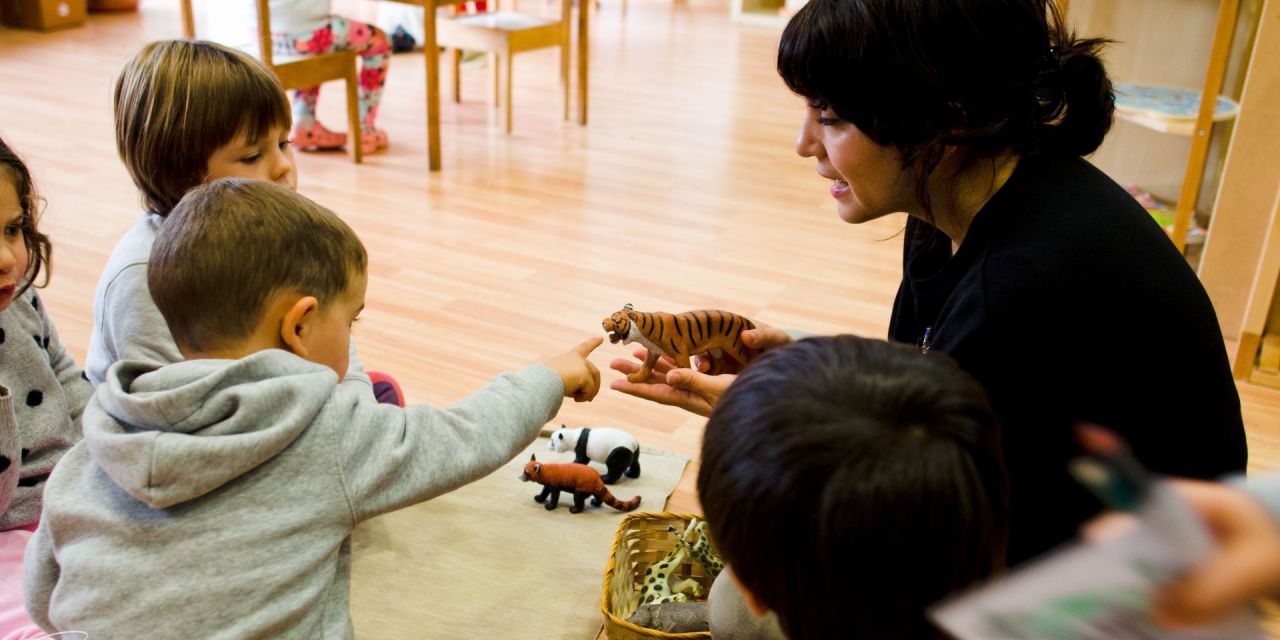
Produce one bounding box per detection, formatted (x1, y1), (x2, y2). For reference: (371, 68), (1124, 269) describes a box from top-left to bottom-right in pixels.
(601, 512), (715, 640)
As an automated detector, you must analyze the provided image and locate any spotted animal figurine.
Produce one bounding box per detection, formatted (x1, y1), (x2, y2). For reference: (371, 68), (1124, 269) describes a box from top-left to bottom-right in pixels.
(602, 304), (756, 383)
(683, 518), (724, 578)
(520, 455), (641, 514)
(638, 522), (705, 606)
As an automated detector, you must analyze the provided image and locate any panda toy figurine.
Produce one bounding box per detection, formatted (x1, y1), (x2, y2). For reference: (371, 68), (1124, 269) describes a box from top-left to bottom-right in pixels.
(548, 425), (641, 484)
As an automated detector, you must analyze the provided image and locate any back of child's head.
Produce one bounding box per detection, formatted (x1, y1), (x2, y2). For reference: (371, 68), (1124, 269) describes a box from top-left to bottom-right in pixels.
(697, 335), (1008, 640)
(148, 178), (366, 355)
(0, 136), (52, 296)
(115, 39), (290, 217)
(778, 0), (1114, 215)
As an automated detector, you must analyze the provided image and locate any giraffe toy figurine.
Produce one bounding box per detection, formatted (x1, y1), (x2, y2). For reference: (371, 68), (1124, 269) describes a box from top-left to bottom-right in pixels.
(683, 518), (724, 579)
(637, 522), (705, 607)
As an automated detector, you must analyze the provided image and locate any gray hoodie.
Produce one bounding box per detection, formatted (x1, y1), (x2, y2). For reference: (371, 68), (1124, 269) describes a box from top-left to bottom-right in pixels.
(25, 349), (563, 638)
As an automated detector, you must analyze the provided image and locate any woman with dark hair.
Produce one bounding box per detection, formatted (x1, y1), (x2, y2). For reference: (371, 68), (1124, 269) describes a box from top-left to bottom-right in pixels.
(612, 0), (1247, 566)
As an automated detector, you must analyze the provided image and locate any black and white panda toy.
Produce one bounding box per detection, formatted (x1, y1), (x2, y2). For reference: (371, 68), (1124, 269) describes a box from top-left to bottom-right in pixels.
(548, 425), (641, 484)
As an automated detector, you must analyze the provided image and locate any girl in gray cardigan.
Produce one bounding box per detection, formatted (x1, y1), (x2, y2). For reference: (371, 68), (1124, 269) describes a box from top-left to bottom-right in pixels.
(0, 139), (91, 636)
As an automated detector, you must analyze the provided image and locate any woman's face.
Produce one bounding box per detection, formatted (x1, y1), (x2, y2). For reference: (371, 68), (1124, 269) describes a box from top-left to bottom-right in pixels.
(795, 104), (915, 224)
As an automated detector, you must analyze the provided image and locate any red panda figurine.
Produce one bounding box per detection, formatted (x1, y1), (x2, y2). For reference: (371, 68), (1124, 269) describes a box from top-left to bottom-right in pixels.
(520, 455), (642, 514)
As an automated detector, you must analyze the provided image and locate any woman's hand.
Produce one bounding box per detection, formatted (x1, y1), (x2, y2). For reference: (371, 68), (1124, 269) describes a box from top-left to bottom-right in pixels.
(693, 320), (794, 375)
(610, 348), (734, 417)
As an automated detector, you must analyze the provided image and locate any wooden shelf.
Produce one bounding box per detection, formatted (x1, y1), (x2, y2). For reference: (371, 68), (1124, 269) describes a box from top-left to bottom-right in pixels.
(1116, 110), (1232, 136)
(1114, 82), (1240, 136)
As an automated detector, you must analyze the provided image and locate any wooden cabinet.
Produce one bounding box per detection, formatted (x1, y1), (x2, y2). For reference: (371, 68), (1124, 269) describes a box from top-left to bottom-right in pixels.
(1203, 0), (1280, 381)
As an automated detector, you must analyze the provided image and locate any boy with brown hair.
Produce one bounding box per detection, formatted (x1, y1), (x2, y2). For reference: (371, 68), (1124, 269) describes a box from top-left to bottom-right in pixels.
(26, 179), (602, 638)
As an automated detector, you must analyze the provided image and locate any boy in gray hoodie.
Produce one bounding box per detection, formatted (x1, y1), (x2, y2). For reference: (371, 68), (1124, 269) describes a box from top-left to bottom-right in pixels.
(24, 178), (603, 639)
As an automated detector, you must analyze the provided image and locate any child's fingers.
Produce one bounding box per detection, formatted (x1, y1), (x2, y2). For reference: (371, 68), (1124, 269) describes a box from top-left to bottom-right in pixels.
(574, 361), (601, 403)
(574, 335), (604, 357)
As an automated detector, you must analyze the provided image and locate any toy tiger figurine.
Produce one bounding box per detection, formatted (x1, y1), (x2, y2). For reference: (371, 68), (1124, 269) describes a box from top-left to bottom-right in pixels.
(602, 304), (757, 383)
(520, 455), (642, 514)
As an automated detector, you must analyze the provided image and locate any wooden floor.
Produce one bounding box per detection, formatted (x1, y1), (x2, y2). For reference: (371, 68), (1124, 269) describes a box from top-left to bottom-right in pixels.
(2, 0), (1279, 526)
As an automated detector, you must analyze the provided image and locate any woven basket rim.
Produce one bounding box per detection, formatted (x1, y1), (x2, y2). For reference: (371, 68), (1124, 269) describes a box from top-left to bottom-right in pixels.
(600, 512), (711, 640)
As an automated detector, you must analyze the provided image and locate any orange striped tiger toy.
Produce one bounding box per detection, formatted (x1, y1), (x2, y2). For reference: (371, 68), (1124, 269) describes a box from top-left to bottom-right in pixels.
(602, 304), (757, 383)
(520, 455), (642, 514)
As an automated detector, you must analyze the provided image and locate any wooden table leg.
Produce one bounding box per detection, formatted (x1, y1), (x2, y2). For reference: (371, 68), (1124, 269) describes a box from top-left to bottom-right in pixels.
(180, 0), (194, 38)
(577, 0), (589, 125)
(424, 3), (443, 171)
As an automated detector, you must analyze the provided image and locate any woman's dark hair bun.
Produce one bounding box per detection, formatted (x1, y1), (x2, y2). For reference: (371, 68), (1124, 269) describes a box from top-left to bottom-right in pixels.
(1033, 27), (1115, 157)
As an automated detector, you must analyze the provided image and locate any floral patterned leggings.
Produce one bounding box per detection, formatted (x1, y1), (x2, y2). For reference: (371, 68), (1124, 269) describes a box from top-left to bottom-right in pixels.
(273, 15), (390, 133)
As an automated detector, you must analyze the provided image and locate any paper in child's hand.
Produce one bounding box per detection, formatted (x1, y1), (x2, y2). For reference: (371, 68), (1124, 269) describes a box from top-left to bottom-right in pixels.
(929, 482), (1266, 640)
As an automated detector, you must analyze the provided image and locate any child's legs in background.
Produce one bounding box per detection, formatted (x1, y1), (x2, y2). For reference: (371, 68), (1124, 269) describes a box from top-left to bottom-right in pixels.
(328, 16), (391, 134)
(272, 29), (341, 147)
(292, 16), (390, 135)
(0, 528), (45, 639)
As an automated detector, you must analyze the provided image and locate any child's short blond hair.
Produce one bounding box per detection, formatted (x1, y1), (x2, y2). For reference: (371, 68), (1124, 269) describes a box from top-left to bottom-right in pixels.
(148, 179), (367, 354)
(114, 40), (291, 217)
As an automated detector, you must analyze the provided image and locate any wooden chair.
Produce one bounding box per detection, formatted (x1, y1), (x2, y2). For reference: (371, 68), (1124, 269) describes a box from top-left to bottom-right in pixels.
(179, 0), (362, 163)
(438, 0), (571, 133)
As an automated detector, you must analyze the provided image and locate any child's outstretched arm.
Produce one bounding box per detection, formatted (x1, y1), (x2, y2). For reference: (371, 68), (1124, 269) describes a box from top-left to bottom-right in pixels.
(333, 337), (601, 522)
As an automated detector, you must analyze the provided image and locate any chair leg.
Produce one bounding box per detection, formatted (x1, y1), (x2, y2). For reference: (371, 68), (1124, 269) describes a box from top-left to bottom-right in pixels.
(504, 52), (514, 133)
(491, 53), (501, 109)
(346, 69), (363, 163)
(451, 48), (463, 103)
(561, 43), (570, 121)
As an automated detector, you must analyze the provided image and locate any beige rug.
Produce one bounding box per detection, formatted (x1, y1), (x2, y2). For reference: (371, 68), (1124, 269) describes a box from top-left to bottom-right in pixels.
(349, 436), (690, 640)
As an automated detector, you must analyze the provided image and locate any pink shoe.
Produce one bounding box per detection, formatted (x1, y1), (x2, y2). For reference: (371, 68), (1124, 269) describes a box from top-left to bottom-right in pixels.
(292, 121), (348, 151)
(361, 128), (389, 155)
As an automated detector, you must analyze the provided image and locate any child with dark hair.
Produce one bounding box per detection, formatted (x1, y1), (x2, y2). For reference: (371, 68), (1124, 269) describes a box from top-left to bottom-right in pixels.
(26, 179), (603, 637)
(615, 0), (1247, 565)
(698, 335), (1008, 640)
(0, 137), (91, 637)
